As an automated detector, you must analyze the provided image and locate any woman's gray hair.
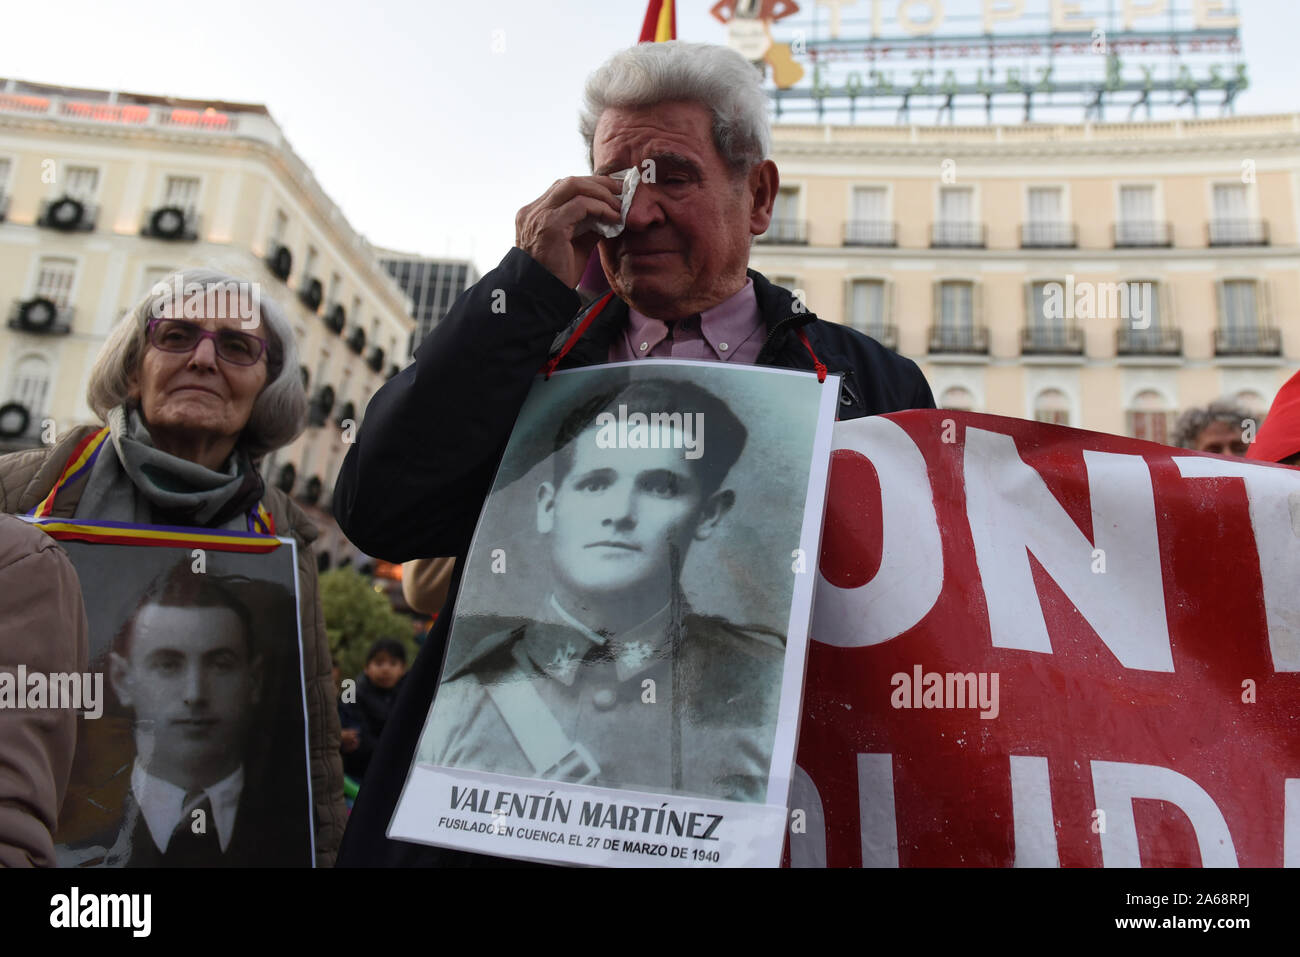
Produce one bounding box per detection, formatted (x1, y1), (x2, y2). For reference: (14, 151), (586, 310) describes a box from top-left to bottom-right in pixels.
(87, 267), (308, 458)
(579, 41), (770, 177)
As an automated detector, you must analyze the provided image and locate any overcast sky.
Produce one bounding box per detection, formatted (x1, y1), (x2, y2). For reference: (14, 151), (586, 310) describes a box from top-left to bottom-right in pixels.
(1, 0), (1293, 277)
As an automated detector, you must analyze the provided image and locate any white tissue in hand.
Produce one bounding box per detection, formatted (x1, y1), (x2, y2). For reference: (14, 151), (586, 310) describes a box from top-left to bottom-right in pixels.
(587, 166), (640, 239)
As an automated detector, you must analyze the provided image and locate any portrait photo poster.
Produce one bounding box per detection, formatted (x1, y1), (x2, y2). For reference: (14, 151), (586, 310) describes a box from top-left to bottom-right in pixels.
(390, 359), (840, 866)
(23, 518), (315, 868)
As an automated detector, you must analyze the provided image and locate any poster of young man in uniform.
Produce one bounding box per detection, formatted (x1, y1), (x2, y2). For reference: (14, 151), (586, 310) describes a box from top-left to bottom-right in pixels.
(389, 360), (839, 866)
(28, 521), (314, 867)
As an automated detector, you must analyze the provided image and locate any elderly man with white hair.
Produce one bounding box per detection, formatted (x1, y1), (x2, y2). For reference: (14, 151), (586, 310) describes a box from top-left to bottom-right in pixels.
(332, 41), (934, 866)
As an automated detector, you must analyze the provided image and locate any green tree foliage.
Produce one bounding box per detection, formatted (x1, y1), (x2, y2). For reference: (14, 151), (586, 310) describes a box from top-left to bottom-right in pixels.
(319, 566), (418, 679)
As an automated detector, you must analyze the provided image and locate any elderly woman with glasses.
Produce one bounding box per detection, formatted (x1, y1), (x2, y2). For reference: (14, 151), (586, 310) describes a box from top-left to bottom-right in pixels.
(0, 267), (346, 867)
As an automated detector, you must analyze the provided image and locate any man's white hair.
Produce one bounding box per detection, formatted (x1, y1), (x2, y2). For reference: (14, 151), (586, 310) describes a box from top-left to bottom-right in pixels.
(579, 41), (771, 176)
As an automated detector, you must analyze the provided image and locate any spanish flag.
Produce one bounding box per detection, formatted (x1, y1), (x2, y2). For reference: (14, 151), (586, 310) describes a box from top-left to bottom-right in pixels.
(639, 0), (677, 42)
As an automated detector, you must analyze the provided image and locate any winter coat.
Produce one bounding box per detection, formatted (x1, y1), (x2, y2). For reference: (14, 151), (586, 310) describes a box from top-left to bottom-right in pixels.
(0, 425), (347, 867)
(331, 248), (935, 866)
(0, 513), (89, 866)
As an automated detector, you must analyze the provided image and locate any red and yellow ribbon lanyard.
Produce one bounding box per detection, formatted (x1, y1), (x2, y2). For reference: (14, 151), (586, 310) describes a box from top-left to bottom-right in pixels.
(29, 425), (276, 535)
(543, 291), (828, 383)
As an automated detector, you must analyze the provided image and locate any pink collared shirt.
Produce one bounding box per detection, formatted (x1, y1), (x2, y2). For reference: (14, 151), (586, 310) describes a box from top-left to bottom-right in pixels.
(608, 279), (766, 365)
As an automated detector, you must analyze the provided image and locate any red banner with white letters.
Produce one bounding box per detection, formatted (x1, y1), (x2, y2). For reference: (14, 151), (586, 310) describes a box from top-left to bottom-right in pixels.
(793, 410), (1300, 867)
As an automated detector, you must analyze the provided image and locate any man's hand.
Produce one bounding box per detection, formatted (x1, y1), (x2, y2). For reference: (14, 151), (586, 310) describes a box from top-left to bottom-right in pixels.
(340, 728), (360, 754)
(515, 175), (623, 289)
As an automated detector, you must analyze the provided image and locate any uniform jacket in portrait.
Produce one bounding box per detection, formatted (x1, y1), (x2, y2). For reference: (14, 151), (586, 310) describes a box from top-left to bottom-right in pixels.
(0, 427), (346, 867)
(333, 247), (936, 866)
(422, 602), (784, 803)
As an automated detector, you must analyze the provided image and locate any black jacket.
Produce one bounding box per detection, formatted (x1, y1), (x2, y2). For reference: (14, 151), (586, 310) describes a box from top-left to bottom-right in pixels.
(340, 672), (404, 782)
(332, 247), (933, 866)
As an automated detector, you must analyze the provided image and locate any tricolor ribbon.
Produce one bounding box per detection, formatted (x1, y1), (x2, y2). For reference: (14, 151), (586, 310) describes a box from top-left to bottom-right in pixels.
(29, 424), (277, 537)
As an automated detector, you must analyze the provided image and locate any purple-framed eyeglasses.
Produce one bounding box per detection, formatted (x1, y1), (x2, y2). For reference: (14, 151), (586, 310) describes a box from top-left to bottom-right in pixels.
(146, 318), (268, 366)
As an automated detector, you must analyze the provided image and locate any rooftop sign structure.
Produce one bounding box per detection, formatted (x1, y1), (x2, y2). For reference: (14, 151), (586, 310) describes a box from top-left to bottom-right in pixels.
(720, 0), (1246, 124)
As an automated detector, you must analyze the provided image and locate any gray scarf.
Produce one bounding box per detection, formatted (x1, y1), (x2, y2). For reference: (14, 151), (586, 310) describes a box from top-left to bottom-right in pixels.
(75, 405), (265, 530)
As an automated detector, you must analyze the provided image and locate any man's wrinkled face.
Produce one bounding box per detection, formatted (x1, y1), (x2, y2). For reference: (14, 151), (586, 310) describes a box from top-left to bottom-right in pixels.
(110, 604), (261, 789)
(592, 101), (773, 321)
(537, 426), (713, 601)
(1194, 421), (1249, 457)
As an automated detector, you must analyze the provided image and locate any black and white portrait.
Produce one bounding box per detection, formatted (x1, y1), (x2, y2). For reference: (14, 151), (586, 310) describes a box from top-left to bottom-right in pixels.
(416, 361), (827, 803)
(53, 539), (313, 867)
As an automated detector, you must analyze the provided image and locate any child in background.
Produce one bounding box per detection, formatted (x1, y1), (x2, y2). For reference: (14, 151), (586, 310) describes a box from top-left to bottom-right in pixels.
(339, 639), (408, 784)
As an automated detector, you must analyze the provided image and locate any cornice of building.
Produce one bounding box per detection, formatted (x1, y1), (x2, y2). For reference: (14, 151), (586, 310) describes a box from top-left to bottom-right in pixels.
(0, 106), (412, 327)
(771, 113), (1300, 159)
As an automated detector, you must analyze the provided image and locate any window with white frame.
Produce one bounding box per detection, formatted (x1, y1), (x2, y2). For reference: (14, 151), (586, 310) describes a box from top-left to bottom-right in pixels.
(0, 158), (11, 194)
(1027, 187), (1064, 223)
(939, 281), (973, 331)
(350, 296), (362, 324)
(63, 166), (99, 201)
(939, 186), (973, 222)
(1210, 183), (1253, 243)
(271, 209), (288, 244)
(1025, 187), (1068, 245)
(8, 354), (52, 421)
(940, 386), (975, 411)
(935, 187), (977, 245)
(1033, 389), (1071, 426)
(1027, 281), (1060, 330)
(1220, 279), (1258, 332)
(773, 187), (799, 222)
(1117, 185), (1158, 244)
(1212, 183), (1248, 221)
(162, 175), (200, 212)
(328, 272), (342, 308)
(1127, 389), (1171, 444)
(849, 186), (890, 243)
(302, 246), (318, 283)
(33, 257), (77, 309)
(848, 279), (885, 335)
(768, 187), (801, 242)
(1122, 278), (1164, 348)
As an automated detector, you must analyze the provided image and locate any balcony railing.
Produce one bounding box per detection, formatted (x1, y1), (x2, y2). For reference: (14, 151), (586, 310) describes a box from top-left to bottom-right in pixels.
(37, 196), (98, 232)
(928, 324), (989, 354)
(1113, 221), (1171, 247)
(1117, 325), (1183, 356)
(141, 205), (200, 241)
(930, 222), (986, 248)
(7, 299), (74, 335)
(1214, 326), (1282, 356)
(1207, 219), (1269, 246)
(1020, 221), (1077, 248)
(757, 219), (808, 245)
(843, 220), (896, 247)
(1021, 325), (1085, 355)
(849, 322), (898, 351)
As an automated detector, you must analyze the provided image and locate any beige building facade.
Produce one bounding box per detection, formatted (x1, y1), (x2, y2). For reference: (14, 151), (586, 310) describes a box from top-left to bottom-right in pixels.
(751, 113), (1300, 443)
(0, 80), (413, 537)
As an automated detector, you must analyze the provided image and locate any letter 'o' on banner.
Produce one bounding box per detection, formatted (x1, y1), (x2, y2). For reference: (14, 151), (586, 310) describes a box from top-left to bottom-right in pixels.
(814, 417), (943, 647)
